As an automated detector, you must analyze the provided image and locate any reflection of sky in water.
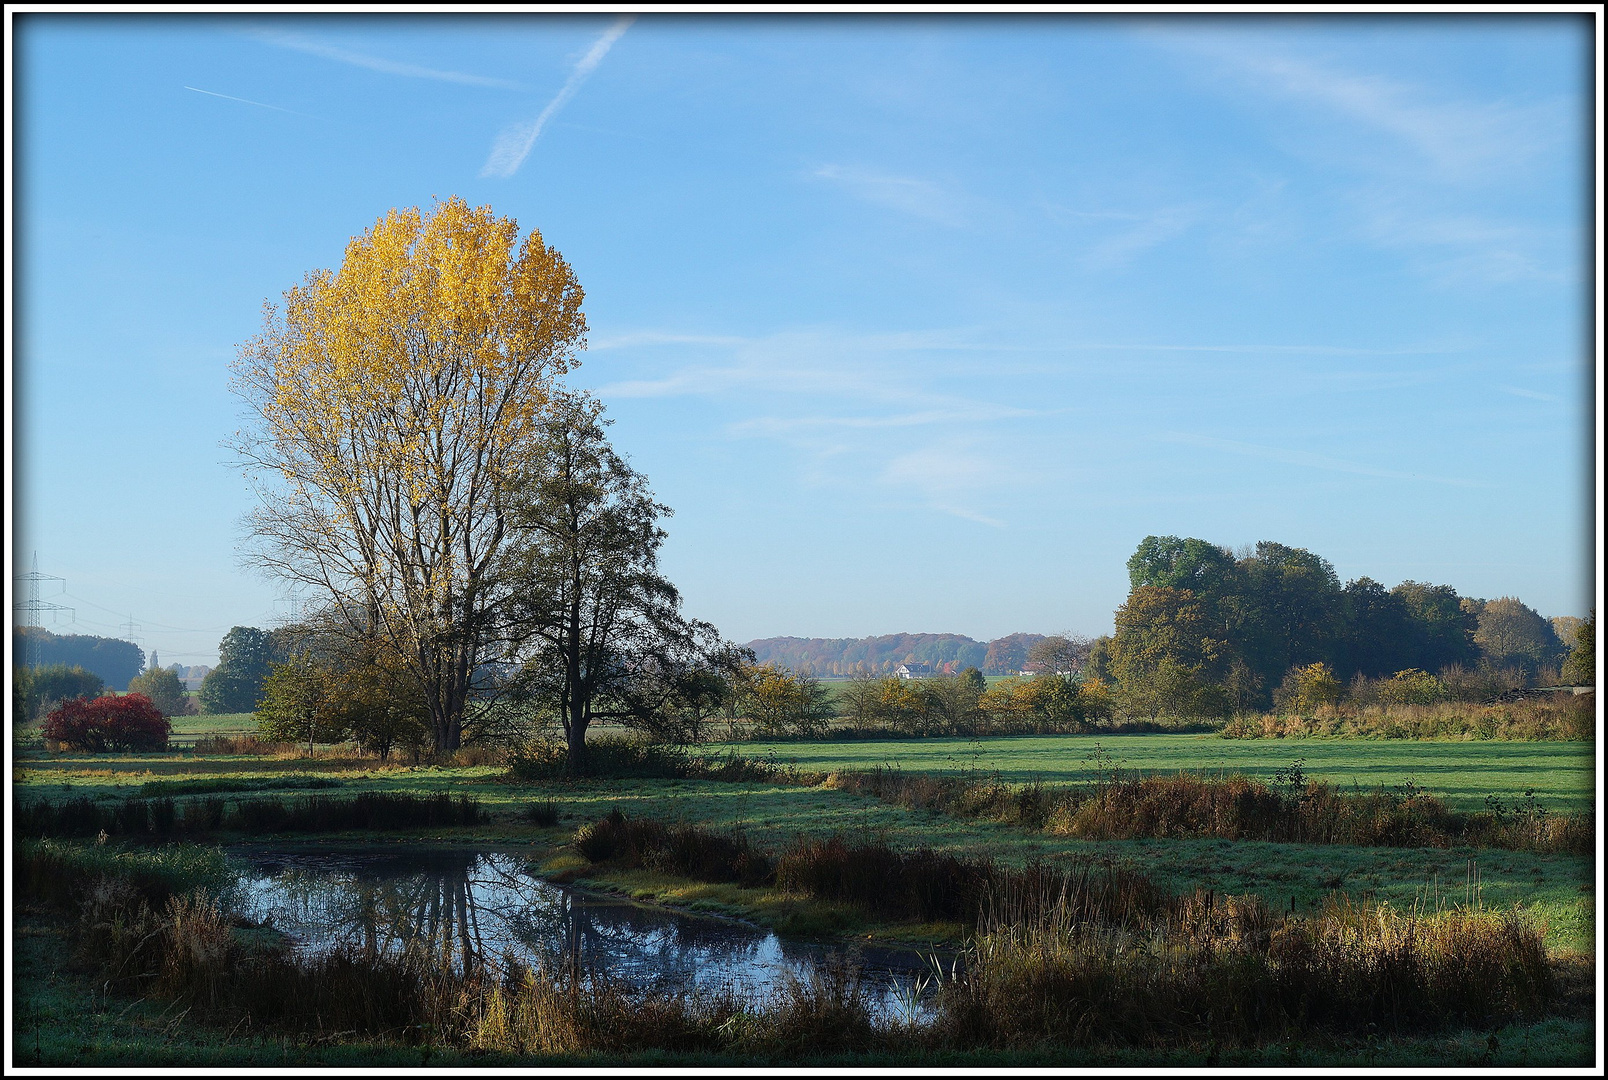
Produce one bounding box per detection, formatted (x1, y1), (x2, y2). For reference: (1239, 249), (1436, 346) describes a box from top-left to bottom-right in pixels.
(233, 849), (944, 1022)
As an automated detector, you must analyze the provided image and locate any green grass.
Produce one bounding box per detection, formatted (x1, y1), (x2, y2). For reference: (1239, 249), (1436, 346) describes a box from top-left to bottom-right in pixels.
(13, 733), (1596, 956)
(715, 733), (1597, 813)
(167, 713), (258, 740)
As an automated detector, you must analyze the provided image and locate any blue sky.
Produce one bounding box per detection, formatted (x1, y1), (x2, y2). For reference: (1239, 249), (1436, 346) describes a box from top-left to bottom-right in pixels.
(10, 13), (1596, 667)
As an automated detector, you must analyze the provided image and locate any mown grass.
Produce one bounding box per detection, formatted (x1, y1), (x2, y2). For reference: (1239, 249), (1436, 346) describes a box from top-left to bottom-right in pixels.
(715, 734), (1596, 813)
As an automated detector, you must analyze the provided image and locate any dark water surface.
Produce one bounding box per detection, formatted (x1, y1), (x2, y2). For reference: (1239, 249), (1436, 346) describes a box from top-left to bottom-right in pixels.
(231, 847), (946, 1021)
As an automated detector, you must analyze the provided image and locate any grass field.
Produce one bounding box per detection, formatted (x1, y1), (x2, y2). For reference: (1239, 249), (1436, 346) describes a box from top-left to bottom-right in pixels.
(10, 727), (1597, 1065)
(12, 734), (1597, 954)
(717, 733), (1598, 813)
(166, 713), (257, 742)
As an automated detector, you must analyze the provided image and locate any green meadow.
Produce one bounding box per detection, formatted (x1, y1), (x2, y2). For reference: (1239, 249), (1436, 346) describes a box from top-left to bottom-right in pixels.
(719, 733), (1597, 813)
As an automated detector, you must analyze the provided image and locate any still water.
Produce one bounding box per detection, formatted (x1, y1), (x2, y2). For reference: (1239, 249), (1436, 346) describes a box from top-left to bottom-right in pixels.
(231, 847), (947, 1021)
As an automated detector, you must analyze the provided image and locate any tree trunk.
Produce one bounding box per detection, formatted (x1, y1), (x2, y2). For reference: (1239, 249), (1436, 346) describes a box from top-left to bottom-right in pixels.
(565, 705), (588, 774)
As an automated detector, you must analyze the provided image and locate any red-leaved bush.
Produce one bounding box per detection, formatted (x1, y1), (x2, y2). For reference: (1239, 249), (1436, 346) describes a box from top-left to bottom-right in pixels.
(42, 693), (171, 753)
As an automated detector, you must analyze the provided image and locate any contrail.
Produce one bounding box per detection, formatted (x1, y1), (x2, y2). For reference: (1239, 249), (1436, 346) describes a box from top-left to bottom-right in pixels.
(480, 17), (634, 179)
(184, 85), (310, 116)
(247, 27), (526, 91)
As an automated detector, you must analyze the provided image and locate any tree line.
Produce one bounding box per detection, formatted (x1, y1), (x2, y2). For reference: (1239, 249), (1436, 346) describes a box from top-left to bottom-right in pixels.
(12, 628), (144, 690)
(1091, 535), (1593, 719)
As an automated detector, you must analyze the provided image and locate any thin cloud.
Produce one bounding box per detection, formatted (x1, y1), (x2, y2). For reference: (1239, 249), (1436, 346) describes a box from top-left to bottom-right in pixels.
(184, 85), (313, 118)
(1165, 432), (1479, 488)
(247, 27), (524, 90)
(729, 404), (1035, 436)
(813, 165), (965, 226)
(1155, 30), (1558, 179)
(1501, 386), (1560, 403)
(882, 446), (1008, 528)
(1083, 206), (1197, 267)
(481, 17), (634, 179)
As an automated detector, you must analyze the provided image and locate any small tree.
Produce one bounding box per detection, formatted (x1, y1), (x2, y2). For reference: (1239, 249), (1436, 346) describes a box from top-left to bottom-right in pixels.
(128, 666), (192, 717)
(734, 664), (834, 738)
(256, 653), (350, 754)
(836, 671), (882, 728)
(1026, 634), (1091, 675)
(921, 672), (986, 733)
(1276, 662), (1343, 714)
(42, 693), (170, 752)
(1378, 668), (1448, 707)
(504, 397), (738, 769)
(27, 664), (106, 719)
(1562, 613), (1594, 686)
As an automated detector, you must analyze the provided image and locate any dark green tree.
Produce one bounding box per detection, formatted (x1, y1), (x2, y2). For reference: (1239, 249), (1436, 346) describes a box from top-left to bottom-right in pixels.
(1127, 535), (1240, 602)
(1337, 576), (1414, 679)
(503, 397), (737, 768)
(199, 626), (287, 714)
(1562, 613), (1594, 686)
(1234, 541), (1343, 692)
(1392, 582), (1479, 673)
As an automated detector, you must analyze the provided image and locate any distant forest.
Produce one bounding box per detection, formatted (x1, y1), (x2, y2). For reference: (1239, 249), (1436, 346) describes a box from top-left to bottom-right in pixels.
(745, 632), (1047, 676)
(14, 628), (145, 690)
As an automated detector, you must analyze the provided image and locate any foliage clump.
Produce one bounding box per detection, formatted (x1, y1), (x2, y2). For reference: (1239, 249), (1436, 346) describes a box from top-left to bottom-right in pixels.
(41, 692), (170, 752)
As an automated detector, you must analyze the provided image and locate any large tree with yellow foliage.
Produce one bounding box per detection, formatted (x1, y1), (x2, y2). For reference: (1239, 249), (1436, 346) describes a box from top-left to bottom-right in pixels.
(232, 197), (586, 752)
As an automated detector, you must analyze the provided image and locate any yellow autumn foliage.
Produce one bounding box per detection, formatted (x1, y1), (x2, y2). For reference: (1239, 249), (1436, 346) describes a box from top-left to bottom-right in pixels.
(232, 197), (586, 750)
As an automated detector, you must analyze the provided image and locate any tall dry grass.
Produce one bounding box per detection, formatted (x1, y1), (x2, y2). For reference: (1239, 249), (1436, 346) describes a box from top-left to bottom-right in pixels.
(15, 791), (484, 841)
(20, 833), (1561, 1056)
(823, 765), (1592, 856)
(1222, 693), (1593, 741)
(934, 885), (1553, 1049)
(572, 809), (773, 886)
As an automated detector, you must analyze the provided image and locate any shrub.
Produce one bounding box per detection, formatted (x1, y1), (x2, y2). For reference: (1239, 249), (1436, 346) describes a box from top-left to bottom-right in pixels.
(1378, 668), (1449, 706)
(1274, 662), (1344, 715)
(41, 693), (170, 752)
(21, 663), (105, 721)
(127, 666), (194, 717)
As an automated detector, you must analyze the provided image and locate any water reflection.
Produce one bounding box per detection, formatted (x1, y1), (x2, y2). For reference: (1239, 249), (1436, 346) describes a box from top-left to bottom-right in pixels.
(233, 848), (943, 1019)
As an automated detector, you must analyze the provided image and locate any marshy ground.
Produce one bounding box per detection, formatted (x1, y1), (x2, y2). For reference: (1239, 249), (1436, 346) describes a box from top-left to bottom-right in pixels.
(9, 728), (1597, 1066)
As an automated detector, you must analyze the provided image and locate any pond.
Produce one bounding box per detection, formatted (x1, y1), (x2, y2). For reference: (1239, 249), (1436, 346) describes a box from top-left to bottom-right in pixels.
(231, 847), (949, 1022)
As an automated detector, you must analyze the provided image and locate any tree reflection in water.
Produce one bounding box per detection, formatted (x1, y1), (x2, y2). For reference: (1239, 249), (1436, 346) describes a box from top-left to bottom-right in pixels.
(237, 851), (776, 990)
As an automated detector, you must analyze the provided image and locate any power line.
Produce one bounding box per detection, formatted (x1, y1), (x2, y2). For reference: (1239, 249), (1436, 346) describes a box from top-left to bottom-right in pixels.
(59, 592), (234, 634)
(13, 553), (74, 668)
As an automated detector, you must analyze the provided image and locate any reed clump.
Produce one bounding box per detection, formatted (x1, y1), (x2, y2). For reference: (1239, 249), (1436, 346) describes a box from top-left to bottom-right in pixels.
(1221, 694), (1593, 742)
(509, 737), (813, 784)
(189, 734), (290, 755)
(933, 884), (1554, 1049)
(15, 791), (483, 841)
(823, 764), (1591, 856)
(524, 800), (561, 827)
(571, 811), (1170, 930)
(573, 808), (773, 886)
(1045, 773), (1592, 856)
(141, 775), (343, 797)
(465, 952), (883, 1057)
